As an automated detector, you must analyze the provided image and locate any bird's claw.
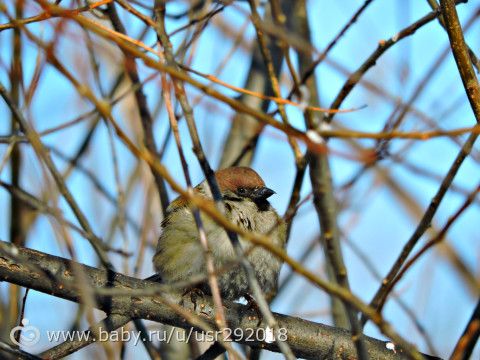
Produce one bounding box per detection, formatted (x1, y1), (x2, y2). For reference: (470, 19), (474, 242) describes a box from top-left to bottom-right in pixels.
(244, 293), (263, 327)
(181, 287), (206, 313)
(180, 287), (213, 317)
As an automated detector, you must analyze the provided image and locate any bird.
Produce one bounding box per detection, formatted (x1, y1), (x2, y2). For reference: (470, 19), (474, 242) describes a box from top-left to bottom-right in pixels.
(153, 166), (286, 302)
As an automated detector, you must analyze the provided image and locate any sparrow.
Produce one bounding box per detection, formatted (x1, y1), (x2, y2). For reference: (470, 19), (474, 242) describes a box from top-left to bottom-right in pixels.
(153, 166), (286, 301)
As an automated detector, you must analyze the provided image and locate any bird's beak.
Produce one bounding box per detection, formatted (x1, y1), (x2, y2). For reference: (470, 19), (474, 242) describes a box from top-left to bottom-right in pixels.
(252, 187), (275, 200)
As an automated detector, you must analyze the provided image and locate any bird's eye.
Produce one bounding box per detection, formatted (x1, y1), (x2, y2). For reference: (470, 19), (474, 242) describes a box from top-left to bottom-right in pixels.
(237, 187), (247, 195)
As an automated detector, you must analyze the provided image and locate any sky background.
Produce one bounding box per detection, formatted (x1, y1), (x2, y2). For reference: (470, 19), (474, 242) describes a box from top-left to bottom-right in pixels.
(1, 0), (480, 359)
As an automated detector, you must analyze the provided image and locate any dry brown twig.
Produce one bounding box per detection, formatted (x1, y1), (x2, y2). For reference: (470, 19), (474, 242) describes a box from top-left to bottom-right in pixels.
(1, 1), (478, 359)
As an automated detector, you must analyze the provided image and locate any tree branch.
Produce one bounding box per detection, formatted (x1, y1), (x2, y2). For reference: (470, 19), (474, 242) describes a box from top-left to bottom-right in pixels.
(0, 240), (442, 360)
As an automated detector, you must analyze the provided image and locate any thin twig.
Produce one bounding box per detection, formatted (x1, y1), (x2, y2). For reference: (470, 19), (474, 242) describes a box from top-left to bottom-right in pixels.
(291, 1), (368, 358)
(248, 0), (301, 162)
(160, 66), (231, 357)
(106, 2), (169, 215)
(450, 297), (480, 360)
(362, 0), (480, 326)
(0, 82), (113, 269)
(326, 4), (457, 123)
(289, 0), (376, 100)
(426, 0), (480, 73)
(376, 183), (480, 316)
(0, 0), (112, 32)
(0, 240), (441, 360)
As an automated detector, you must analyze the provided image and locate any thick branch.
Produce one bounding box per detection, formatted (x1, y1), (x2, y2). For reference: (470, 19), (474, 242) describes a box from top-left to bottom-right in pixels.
(0, 240), (441, 360)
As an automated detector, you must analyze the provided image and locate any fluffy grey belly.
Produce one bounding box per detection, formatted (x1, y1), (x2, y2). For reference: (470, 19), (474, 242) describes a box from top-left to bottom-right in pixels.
(201, 249), (280, 301)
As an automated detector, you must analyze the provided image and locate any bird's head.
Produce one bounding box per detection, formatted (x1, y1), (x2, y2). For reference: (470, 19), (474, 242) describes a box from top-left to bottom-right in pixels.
(215, 167), (275, 209)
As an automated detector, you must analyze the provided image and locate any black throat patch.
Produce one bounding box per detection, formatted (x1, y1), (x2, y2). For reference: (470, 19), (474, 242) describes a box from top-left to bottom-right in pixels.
(254, 199), (270, 212)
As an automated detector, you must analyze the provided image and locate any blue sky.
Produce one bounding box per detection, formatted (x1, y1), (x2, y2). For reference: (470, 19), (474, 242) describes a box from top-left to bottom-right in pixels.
(1, 0), (480, 358)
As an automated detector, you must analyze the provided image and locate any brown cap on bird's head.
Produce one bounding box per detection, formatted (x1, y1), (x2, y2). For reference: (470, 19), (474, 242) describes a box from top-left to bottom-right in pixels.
(168, 167), (271, 212)
(215, 167), (266, 192)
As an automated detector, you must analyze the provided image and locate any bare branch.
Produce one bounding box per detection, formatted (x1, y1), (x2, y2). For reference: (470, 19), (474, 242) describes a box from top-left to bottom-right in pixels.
(0, 240), (442, 360)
